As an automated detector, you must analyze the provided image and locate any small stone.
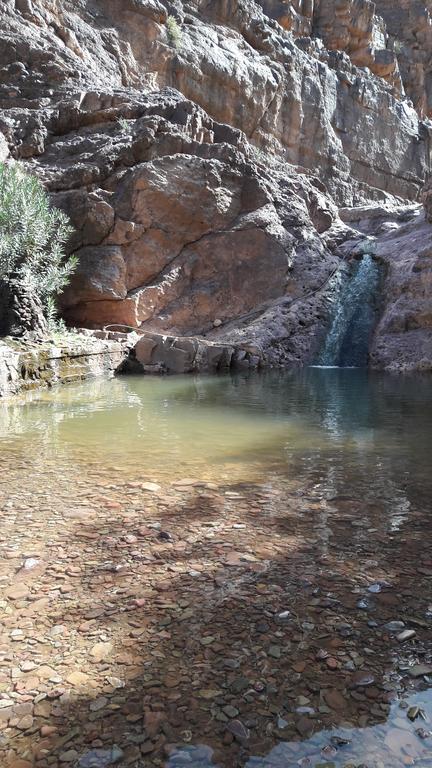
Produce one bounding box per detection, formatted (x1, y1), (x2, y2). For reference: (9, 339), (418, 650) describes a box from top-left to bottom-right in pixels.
(407, 706), (421, 721)
(350, 670), (375, 688)
(416, 728), (431, 739)
(158, 530), (173, 541)
(90, 696), (109, 712)
(227, 719), (250, 743)
(268, 645), (281, 659)
(223, 705), (239, 718)
(316, 648), (329, 660)
(16, 714), (34, 730)
(20, 660), (37, 672)
(323, 690), (347, 711)
(5, 585), (29, 600)
(357, 598), (370, 610)
(90, 642), (113, 662)
(141, 482), (161, 492)
(326, 657), (339, 670)
(59, 750), (79, 763)
(140, 741), (155, 755)
(397, 630), (416, 642)
(408, 664), (432, 678)
(385, 621), (405, 632)
(296, 715), (314, 736)
(67, 670), (89, 686)
(276, 610), (291, 622)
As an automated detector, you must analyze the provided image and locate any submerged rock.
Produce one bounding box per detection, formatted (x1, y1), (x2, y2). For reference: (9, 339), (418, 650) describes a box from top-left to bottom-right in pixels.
(78, 747), (124, 767)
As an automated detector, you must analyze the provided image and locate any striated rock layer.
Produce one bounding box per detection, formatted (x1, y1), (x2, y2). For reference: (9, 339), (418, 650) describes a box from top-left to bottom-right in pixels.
(0, 0), (431, 370)
(0, 335), (127, 397)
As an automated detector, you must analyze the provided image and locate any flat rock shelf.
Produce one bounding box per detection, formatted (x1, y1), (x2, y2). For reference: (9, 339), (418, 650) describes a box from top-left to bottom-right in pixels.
(0, 336), (128, 398)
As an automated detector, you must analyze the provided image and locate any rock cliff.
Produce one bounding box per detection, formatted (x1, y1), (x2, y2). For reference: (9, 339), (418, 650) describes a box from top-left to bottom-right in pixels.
(1, 0), (431, 370)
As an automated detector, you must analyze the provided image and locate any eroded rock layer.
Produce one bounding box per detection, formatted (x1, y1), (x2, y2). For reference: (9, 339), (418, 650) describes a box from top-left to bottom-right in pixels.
(0, 0), (431, 370)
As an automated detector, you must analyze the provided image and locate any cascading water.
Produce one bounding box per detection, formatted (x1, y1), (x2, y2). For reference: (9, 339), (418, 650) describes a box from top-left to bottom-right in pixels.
(316, 254), (382, 367)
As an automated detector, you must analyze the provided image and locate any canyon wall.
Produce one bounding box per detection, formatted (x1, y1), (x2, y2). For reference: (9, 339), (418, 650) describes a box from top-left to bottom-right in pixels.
(0, 0), (431, 369)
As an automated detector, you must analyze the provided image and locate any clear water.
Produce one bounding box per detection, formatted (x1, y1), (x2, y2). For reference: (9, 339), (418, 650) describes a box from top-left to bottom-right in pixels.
(0, 369), (431, 768)
(317, 256), (382, 367)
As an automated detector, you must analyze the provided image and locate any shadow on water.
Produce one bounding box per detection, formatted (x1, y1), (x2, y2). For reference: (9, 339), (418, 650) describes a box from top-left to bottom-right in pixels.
(0, 370), (431, 767)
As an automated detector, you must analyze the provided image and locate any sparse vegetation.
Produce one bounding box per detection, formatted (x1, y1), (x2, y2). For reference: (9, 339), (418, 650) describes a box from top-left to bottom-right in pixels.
(117, 116), (133, 134)
(0, 162), (76, 330)
(166, 15), (182, 49)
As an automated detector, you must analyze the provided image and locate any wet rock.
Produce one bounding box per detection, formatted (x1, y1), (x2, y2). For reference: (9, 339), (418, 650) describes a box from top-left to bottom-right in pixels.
(367, 583), (383, 593)
(59, 750), (79, 763)
(227, 719), (250, 744)
(350, 671), (376, 688)
(323, 690), (348, 711)
(223, 705), (239, 719)
(408, 664), (432, 678)
(384, 621), (405, 632)
(416, 728), (431, 739)
(78, 746), (124, 767)
(230, 677), (249, 694)
(90, 696), (109, 712)
(268, 645), (281, 659)
(296, 715), (314, 736)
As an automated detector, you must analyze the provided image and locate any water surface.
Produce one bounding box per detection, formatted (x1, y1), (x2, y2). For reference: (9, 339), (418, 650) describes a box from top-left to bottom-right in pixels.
(0, 369), (431, 768)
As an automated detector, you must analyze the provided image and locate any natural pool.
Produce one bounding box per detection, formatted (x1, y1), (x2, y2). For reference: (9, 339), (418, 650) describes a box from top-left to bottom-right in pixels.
(0, 369), (431, 768)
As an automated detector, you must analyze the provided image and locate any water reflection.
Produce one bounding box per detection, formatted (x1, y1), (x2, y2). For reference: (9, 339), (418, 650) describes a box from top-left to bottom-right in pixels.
(167, 687), (432, 766)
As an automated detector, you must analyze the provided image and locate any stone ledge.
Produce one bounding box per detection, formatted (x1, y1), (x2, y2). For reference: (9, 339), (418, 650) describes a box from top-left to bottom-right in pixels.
(126, 332), (263, 375)
(0, 335), (128, 398)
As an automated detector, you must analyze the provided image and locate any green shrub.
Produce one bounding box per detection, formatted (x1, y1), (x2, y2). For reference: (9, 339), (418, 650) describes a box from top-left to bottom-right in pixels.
(117, 116), (133, 134)
(0, 162), (76, 327)
(166, 15), (182, 49)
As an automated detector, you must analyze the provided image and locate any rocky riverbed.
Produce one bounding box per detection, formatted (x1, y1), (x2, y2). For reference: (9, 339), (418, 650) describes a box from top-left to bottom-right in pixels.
(0, 371), (431, 768)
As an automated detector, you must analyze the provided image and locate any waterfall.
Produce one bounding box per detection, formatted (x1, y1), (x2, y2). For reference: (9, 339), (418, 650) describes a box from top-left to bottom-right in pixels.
(316, 254), (381, 368)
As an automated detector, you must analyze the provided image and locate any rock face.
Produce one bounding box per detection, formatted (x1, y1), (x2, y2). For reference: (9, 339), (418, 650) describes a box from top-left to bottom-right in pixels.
(0, 279), (48, 337)
(375, 0), (432, 118)
(0, 0), (431, 370)
(0, 335), (128, 397)
(423, 177), (432, 223)
(129, 331), (261, 374)
(338, 204), (432, 371)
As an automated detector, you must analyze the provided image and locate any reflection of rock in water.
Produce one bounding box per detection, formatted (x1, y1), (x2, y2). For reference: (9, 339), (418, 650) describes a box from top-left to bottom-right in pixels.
(317, 255), (382, 367)
(166, 689), (432, 767)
